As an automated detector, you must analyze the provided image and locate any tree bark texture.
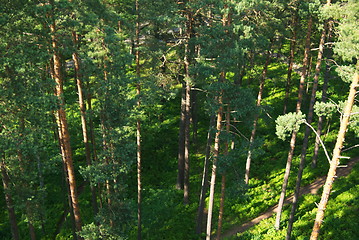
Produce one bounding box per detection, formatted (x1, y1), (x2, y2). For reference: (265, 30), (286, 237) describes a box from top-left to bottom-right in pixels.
(275, 17), (312, 230)
(49, 10), (82, 235)
(286, 23), (327, 240)
(310, 71), (358, 240)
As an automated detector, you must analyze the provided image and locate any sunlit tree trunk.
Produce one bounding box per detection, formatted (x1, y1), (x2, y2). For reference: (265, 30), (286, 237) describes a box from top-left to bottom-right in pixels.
(310, 71), (358, 240)
(135, 0), (142, 238)
(286, 22), (327, 239)
(206, 73), (224, 240)
(195, 114), (215, 234)
(275, 17), (312, 230)
(71, 29), (98, 217)
(49, 4), (82, 234)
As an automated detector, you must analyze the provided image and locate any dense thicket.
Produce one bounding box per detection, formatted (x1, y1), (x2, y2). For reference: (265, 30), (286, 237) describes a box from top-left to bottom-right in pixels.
(0, 0), (358, 239)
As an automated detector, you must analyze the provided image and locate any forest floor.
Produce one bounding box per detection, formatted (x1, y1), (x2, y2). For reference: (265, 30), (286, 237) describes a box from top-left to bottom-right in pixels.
(222, 156), (359, 238)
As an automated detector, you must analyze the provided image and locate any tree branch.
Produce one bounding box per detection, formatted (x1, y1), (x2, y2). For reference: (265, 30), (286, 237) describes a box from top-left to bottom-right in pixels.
(302, 120), (331, 163)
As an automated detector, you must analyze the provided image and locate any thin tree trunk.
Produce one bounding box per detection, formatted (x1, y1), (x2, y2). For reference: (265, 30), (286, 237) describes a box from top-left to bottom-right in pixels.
(216, 105), (231, 240)
(49, 6), (82, 234)
(72, 30), (98, 216)
(275, 17), (312, 230)
(206, 74), (224, 240)
(310, 71), (359, 240)
(283, 14), (298, 114)
(195, 114), (215, 234)
(191, 90), (198, 144)
(183, 8), (193, 204)
(216, 174), (226, 240)
(1, 157), (20, 240)
(135, 0), (142, 238)
(16, 119), (37, 240)
(245, 50), (271, 184)
(312, 20), (333, 168)
(183, 77), (191, 204)
(36, 155), (46, 235)
(286, 22), (327, 239)
(177, 84), (186, 190)
(86, 85), (98, 164)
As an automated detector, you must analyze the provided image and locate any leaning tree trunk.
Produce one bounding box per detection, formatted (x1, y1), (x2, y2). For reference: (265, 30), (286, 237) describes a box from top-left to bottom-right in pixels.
(283, 14), (298, 114)
(206, 74), (224, 240)
(216, 105), (231, 240)
(286, 22), (327, 240)
(275, 17), (312, 230)
(310, 71), (358, 240)
(1, 157), (20, 240)
(245, 49), (271, 184)
(312, 20), (333, 168)
(195, 114), (215, 234)
(49, 7), (82, 235)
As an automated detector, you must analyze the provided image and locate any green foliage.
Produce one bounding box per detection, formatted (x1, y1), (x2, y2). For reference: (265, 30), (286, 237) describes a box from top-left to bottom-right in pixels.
(314, 101), (336, 117)
(79, 223), (125, 240)
(235, 161), (359, 240)
(1, 0), (358, 239)
(275, 111), (306, 141)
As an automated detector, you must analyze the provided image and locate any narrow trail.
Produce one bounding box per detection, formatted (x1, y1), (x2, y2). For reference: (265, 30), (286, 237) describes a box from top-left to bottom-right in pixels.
(222, 157), (359, 239)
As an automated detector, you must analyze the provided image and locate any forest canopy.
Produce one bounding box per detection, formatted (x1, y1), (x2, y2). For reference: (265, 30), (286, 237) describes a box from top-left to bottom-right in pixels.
(0, 0), (358, 240)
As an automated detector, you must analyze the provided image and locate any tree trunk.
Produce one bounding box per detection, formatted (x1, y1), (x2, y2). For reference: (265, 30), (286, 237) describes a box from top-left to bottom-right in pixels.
(283, 14), (298, 114)
(191, 90), (198, 144)
(245, 50), (271, 184)
(72, 30), (98, 217)
(183, 76), (191, 204)
(183, 8), (193, 205)
(286, 22), (327, 240)
(195, 114), (215, 234)
(1, 157), (20, 240)
(177, 85), (186, 190)
(49, 8), (82, 235)
(274, 17), (312, 230)
(310, 71), (358, 240)
(216, 105), (231, 240)
(206, 75), (224, 240)
(16, 119), (37, 240)
(135, 0), (142, 238)
(312, 20), (333, 168)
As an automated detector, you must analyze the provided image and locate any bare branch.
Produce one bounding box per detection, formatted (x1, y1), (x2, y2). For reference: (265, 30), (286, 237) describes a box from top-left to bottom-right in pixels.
(302, 120), (331, 163)
(342, 144), (359, 152)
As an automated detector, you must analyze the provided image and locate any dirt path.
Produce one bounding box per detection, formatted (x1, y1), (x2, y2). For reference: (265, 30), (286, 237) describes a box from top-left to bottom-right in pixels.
(222, 157), (359, 238)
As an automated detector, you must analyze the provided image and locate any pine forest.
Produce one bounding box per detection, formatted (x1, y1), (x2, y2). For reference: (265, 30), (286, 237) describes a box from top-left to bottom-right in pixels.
(1, 0), (359, 239)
